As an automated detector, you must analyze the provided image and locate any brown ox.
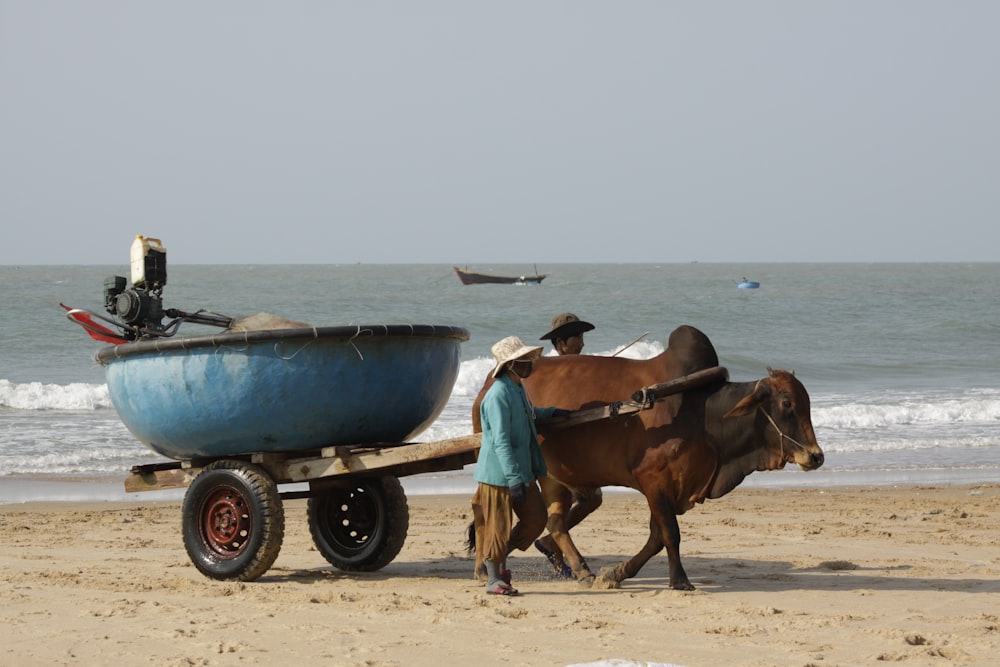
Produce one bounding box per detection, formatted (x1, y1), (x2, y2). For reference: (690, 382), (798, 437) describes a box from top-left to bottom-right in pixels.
(471, 325), (824, 590)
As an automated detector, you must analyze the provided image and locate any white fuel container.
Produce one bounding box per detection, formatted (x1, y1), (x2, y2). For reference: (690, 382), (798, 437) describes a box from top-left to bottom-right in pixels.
(130, 235), (167, 290)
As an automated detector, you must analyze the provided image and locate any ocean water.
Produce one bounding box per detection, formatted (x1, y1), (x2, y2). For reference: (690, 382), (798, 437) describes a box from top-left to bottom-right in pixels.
(1, 263), (998, 503)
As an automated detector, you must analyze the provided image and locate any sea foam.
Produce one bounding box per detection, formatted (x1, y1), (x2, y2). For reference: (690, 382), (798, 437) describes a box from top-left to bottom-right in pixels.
(0, 379), (112, 410)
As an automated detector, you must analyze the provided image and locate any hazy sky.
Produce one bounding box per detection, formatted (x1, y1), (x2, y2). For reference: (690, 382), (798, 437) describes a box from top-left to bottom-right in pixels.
(2, 2), (997, 265)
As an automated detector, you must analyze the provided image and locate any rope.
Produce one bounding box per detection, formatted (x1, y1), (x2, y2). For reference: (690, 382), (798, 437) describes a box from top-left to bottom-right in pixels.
(608, 398), (651, 418)
(273, 338), (315, 361)
(346, 325), (367, 360)
(758, 406), (811, 460)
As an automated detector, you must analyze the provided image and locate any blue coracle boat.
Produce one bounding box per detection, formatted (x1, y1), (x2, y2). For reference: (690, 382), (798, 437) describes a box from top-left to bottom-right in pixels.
(96, 324), (469, 460)
(737, 278), (760, 289)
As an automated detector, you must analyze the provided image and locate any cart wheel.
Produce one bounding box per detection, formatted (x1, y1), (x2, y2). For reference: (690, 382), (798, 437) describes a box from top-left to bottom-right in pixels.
(308, 476), (409, 572)
(182, 460), (285, 581)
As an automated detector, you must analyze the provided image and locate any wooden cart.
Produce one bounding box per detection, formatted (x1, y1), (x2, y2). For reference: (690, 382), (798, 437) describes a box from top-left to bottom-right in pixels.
(126, 434), (481, 582)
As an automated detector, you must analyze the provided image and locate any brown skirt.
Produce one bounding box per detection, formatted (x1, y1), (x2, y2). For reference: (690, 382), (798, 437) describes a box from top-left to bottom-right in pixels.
(473, 482), (547, 562)
(474, 483), (512, 562)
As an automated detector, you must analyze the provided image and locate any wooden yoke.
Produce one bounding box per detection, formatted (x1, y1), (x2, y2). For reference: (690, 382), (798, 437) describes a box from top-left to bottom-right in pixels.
(631, 366), (729, 402)
(538, 366), (729, 431)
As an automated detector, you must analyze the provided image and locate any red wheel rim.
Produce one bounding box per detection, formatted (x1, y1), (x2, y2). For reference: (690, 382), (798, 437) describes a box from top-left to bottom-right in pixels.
(199, 485), (253, 558)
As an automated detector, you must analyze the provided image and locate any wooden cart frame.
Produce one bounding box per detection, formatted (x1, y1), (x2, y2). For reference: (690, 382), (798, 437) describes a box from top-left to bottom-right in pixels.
(126, 434), (482, 582)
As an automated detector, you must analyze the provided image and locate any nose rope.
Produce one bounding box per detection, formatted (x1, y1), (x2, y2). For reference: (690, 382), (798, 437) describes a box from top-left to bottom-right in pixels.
(758, 406), (811, 459)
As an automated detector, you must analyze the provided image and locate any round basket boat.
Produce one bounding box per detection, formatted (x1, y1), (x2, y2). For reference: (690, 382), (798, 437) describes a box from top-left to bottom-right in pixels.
(96, 324), (470, 460)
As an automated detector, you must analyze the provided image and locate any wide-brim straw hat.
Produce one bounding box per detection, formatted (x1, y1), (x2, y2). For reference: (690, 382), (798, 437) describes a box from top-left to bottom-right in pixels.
(490, 336), (544, 378)
(540, 312), (595, 341)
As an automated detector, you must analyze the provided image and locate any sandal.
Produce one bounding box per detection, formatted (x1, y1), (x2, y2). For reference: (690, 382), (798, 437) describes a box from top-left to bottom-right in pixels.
(486, 582), (519, 596)
(499, 568), (512, 585)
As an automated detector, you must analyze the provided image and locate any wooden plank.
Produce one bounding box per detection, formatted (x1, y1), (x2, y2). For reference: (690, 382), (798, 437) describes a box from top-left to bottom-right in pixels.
(123, 434), (483, 491)
(277, 433), (482, 483)
(537, 402), (646, 430)
(124, 466), (197, 493)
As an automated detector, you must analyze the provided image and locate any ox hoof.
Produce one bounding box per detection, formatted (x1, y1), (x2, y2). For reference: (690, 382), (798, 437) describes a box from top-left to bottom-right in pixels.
(670, 580), (696, 592)
(593, 567), (621, 590)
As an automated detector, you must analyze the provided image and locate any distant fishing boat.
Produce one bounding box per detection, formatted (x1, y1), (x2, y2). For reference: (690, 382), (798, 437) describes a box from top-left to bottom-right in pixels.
(737, 277), (760, 289)
(453, 266), (546, 285)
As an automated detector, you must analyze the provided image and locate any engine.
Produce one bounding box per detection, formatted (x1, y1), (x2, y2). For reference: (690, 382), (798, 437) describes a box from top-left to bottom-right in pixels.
(101, 235), (169, 339)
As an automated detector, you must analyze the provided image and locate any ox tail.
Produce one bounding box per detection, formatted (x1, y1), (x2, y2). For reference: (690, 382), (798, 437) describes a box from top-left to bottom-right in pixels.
(464, 520), (476, 556)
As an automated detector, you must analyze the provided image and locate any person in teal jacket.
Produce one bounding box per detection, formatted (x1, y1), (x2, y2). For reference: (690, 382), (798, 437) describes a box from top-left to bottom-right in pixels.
(474, 335), (568, 596)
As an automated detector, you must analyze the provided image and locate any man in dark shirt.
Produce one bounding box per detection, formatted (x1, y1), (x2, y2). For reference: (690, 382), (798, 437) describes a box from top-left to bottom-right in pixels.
(535, 313), (602, 578)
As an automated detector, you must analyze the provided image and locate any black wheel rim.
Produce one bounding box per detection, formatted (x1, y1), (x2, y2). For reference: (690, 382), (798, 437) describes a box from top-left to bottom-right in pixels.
(317, 485), (383, 557)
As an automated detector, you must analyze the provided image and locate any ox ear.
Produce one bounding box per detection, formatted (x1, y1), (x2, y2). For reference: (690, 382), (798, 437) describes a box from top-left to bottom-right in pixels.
(724, 379), (771, 419)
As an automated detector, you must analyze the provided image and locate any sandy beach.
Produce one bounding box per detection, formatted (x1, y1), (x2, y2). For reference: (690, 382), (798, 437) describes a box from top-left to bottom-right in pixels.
(1, 484), (998, 667)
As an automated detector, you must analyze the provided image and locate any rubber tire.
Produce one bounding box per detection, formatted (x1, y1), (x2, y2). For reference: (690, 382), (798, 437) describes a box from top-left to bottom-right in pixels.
(182, 460), (285, 581)
(308, 476), (409, 572)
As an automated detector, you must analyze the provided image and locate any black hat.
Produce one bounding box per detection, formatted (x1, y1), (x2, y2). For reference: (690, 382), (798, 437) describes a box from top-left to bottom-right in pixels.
(540, 312), (595, 341)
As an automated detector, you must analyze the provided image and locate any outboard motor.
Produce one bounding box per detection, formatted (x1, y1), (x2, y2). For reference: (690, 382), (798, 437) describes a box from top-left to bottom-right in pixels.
(103, 236), (169, 339)
(64, 235), (231, 343)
